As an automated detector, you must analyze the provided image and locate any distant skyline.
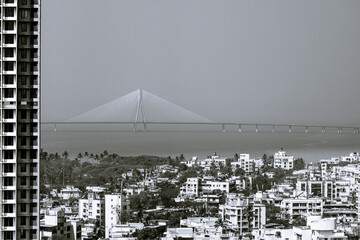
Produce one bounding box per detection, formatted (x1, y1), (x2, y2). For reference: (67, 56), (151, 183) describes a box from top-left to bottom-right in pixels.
(42, 0), (360, 127)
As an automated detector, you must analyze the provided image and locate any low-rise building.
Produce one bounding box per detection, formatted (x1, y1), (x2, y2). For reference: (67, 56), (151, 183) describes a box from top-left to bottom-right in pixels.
(78, 189), (105, 226)
(219, 194), (266, 234)
(273, 149), (294, 170)
(280, 198), (323, 221)
(59, 185), (81, 200)
(105, 194), (130, 238)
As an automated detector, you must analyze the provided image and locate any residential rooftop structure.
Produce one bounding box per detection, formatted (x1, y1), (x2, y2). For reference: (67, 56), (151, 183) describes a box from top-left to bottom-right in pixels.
(0, 0), (41, 239)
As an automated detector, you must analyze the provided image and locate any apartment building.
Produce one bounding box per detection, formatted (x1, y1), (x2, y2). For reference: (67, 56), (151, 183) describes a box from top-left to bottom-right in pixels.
(219, 195), (266, 234)
(280, 198), (323, 221)
(231, 154), (255, 173)
(201, 181), (229, 194)
(273, 150), (294, 170)
(0, 0), (41, 239)
(179, 178), (199, 197)
(78, 190), (105, 226)
(104, 194), (130, 238)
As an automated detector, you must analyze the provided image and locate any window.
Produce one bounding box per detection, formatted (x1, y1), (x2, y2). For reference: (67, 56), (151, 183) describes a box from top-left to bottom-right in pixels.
(20, 49), (27, 58)
(20, 163), (27, 172)
(20, 216), (26, 226)
(20, 89), (27, 98)
(20, 150), (27, 159)
(4, 110), (14, 119)
(21, 203), (27, 212)
(20, 123), (27, 132)
(4, 217), (14, 226)
(4, 177), (14, 186)
(4, 123), (14, 132)
(20, 76), (27, 85)
(20, 176), (27, 186)
(3, 191), (14, 200)
(20, 190), (26, 200)
(20, 23), (27, 32)
(4, 137), (14, 146)
(21, 63), (27, 72)
(21, 110), (27, 119)
(20, 136), (27, 146)
(4, 164), (14, 173)
(20, 230), (26, 239)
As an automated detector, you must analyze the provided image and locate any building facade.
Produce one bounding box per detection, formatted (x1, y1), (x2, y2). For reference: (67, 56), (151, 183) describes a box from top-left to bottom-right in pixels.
(273, 150), (294, 170)
(0, 0), (41, 239)
(104, 194), (130, 238)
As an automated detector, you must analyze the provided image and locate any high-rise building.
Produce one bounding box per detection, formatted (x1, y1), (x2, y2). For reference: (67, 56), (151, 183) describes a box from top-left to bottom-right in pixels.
(0, 0), (41, 239)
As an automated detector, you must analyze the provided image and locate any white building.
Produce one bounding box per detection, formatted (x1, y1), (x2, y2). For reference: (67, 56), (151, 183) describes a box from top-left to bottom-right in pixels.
(231, 154), (255, 173)
(198, 153), (226, 168)
(341, 152), (360, 163)
(105, 194), (130, 238)
(79, 189), (105, 226)
(60, 185), (81, 200)
(273, 150), (294, 170)
(219, 195), (266, 234)
(40, 208), (81, 240)
(280, 198), (323, 221)
(202, 181), (229, 193)
(181, 156), (198, 167)
(293, 217), (347, 240)
(180, 178), (199, 197)
(107, 223), (144, 239)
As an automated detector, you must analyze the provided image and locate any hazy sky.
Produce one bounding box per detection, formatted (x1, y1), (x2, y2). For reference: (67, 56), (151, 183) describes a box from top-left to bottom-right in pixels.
(42, 0), (360, 126)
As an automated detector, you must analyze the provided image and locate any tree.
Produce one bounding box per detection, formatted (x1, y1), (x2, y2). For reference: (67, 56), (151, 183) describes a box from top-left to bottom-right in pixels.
(234, 167), (245, 176)
(244, 203), (254, 238)
(157, 182), (179, 207)
(178, 163), (188, 172)
(62, 151), (69, 160)
(252, 175), (271, 192)
(293, 158), (305, 170)
(293, 216), (306, 226)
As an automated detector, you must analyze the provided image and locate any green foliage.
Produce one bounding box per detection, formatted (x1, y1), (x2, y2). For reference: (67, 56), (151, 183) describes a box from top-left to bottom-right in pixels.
(234, 167), (245, 176)
(293, 216), (307, 227)
(252, 175), (272, 192)
(178, 163), (188, 172)
(157, 182), (179, 208)
(133, 227), (164, 240)
(179, 169), (198, 184)
(293, 158), (305, 170)
(40, 150), (175, 192)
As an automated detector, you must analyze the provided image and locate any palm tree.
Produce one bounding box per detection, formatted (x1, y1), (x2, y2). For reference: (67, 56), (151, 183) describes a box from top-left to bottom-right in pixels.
(244, 203), (254, 239)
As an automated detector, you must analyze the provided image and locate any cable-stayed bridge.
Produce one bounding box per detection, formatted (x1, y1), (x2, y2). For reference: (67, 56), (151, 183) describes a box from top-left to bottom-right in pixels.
(42, 89), (360, 134)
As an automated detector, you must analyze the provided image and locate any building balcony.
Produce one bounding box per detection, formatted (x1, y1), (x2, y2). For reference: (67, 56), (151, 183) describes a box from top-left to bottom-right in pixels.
(2, 199), (16, 204)
(2, 29), (17, 34)
(1, 172), (16, 177)
(3, 16), (17, 21)
(2, 56), (16, 61)
(2, 43), (17, 48)
(1, 226), (16, 231)
(1, 186), (16, 191)
(2, 145), (16, 150)
(1, 212), (16, 218)
(2, 83), (17, 88)
(2, 131), (16, 137)
(1, 159), (16, 164)
(3, 3), (16, 8)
